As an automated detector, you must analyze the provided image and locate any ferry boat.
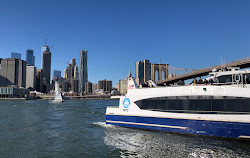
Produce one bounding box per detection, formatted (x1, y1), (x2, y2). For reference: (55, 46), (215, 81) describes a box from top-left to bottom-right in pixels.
(106, 67), (250, 139)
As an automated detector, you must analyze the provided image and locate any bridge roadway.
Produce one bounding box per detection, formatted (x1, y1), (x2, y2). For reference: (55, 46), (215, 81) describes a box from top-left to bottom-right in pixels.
(157, 57), (250, 85)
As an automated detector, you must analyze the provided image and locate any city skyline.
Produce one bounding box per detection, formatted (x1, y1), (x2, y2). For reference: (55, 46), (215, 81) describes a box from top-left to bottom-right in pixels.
(1, 0), (250, 85)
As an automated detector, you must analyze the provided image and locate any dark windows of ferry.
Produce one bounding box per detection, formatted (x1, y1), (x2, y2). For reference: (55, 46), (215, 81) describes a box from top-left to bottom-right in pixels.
(212, 74), (250, 84)
(245, 74), (250, 84)
(134, 96), (250, 114)
(218, 75), (232, 83)
(218, 74), (250, 84)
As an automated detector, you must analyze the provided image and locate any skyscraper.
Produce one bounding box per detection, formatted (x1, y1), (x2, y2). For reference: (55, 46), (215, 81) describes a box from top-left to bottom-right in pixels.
(64, 64), (71, 79)
(42, 45), (51, 93)
(79, 50), (88, 93)
(63, 59), (79, 93)
(26, 49), (35, 66)
(11, 52), (21, 59)
(135, 60), (151, 85)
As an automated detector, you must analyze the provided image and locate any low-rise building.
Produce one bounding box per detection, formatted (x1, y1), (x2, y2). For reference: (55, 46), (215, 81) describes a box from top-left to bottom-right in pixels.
(36, 69), (44, 93)
(92, 83), (98, 94)
(0, 58), (26, 88)
(118, 70), (132, 95)
(0, 87), (29, 98)
(85, 81), (92, 94)
(71, 79), (79, 93)
(62, 79), (70, 92)
(98, 79), (112, 93)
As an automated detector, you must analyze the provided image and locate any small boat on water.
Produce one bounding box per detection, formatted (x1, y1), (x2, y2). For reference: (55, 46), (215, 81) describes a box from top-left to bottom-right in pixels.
(106, 67), (250, 140)
(51, 81), (64, 103)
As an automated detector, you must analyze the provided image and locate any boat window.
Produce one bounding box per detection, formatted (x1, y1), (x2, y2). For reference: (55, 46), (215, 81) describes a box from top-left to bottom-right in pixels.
(134, 96), (250, 114)
(218, 75), (232, 83)
(246, 74), (250, 84)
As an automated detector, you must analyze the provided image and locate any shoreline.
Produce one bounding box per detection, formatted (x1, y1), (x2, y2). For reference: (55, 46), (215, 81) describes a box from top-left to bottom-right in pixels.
(0, 98), (26, 100)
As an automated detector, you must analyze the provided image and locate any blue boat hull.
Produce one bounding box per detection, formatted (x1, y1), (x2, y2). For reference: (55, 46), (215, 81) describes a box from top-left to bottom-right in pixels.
(106, 115), (250, 139)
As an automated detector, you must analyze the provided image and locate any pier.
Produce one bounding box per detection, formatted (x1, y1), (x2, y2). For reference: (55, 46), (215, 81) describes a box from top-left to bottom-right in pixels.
(64, 94), (111, 100)
(39, 94), (112, 100)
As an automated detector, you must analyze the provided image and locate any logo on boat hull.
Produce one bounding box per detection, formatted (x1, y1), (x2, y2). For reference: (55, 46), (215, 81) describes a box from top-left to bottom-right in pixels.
(123, 98), (131, 108)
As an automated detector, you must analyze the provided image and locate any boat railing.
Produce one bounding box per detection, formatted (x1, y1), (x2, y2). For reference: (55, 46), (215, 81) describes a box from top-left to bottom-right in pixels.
(107, 106), (119, 108)
(189, 82), (248, 88)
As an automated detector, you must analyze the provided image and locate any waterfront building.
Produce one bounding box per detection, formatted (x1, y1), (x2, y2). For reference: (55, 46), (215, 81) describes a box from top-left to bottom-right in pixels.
(115, 84), (119, 91)
(85, 81), (92, 94)
(71, 79), (79, 93)
(53, 70), (61, 80)
(135, 60), (151, 86)
(62, 79), (70, 92)
(92, 83), (98, 94)
(26, 65), (36, 90)
(11, 52), (21, 59)
(119, 70), (132, 95)
(119, 79), (127, 95)
(36, 69), (44, 93)
(41, 45), (51, 93)
(0, 87), (29, 98)
(26, 49), (35, 66)
(79, 50), (88, 93)
(98, 79), (112, 93)
(0, 58), (26, 88)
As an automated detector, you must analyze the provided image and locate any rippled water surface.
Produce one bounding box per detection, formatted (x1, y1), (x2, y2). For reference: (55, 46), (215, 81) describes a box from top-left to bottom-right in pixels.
(0, 100), (249, 158)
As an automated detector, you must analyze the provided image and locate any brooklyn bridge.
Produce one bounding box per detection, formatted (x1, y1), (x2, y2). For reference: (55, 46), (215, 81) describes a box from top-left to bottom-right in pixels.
(156, 57), (250, 85)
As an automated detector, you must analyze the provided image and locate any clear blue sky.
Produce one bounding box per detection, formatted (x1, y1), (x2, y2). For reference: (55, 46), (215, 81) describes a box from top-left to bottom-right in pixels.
(1, 0), (250, 85)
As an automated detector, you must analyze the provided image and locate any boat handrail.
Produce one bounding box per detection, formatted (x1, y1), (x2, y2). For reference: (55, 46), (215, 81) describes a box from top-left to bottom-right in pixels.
(107, 106), (119, 108)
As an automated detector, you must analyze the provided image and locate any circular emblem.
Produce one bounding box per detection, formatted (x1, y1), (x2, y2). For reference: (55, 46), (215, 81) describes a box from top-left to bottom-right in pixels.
(123, 98), (131, 108)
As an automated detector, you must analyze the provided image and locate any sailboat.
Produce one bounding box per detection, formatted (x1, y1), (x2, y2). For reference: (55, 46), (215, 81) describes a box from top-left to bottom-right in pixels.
(51, 81), (64, 103)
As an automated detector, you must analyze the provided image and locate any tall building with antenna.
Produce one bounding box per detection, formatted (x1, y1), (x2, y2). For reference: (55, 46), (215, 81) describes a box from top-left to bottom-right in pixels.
(41, 34), (51, 93)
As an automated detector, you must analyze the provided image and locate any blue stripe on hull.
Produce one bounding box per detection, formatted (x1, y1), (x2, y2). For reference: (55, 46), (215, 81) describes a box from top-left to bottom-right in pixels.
(106, 115), (250, 139)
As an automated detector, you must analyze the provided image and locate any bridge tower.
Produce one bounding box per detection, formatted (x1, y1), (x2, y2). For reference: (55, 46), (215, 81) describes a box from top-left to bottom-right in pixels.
(151, 64), (169, 81)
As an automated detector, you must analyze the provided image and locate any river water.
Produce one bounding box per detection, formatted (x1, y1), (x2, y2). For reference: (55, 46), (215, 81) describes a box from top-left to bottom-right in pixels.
(0, 100), (249, 158)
